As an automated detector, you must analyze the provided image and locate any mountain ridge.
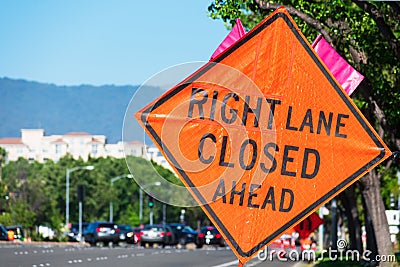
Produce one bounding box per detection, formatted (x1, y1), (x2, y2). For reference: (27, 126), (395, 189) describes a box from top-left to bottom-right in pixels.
(0, 77), (142, 143)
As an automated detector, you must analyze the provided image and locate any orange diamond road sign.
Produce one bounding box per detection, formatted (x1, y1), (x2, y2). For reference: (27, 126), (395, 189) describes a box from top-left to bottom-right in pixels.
(135, 7), (391, 263)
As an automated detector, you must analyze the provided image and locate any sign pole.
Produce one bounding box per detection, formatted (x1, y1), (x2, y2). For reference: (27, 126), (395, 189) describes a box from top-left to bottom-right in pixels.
(78, 201), (83, 242)
(319, 206), (324, 251)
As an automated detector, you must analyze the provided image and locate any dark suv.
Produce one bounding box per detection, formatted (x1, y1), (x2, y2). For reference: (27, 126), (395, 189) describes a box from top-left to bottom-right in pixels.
(117, 224), (133, 243)
(0, 224), (9, 241)
(83, 222), (120, 246)
(168, 223), (198, 246)
(196, 226), (225, 248)
(68, 222), (88, 242)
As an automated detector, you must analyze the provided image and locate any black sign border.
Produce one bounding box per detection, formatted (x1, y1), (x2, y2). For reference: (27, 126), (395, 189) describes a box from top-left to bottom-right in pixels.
(140, 10), (387, 257)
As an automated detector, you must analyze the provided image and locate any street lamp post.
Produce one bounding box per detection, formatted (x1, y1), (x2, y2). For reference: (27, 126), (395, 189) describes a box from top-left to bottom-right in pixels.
(109, 174), (134, 222)
(65, 166), (94, 230)
(139, 182), (161, 226)
(180, 209), (185, 224)
(162, 203), (166, 225)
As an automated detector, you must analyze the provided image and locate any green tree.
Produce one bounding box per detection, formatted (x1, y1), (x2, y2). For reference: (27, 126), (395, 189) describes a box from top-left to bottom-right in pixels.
(0, 153), (207, 237)
(0, 146), (6, 181)
(0, 146), (7, 214)
(208, 0), (399, 263)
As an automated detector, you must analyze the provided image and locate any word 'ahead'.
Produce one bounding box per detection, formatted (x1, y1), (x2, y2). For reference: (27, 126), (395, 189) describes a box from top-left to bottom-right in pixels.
(135, 7), (391, 264)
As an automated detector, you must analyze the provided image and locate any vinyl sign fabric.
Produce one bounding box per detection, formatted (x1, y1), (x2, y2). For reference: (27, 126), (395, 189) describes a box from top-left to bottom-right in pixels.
(135, 8), (391, 263)
(311, 34), (364, 96)
(210, 18), (246, 60)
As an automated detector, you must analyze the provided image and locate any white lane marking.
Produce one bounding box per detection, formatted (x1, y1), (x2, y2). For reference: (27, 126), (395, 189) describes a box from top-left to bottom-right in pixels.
(211, 260), (238, 267)
(117, 255), (128, 259)
(32, 263), (50, 267)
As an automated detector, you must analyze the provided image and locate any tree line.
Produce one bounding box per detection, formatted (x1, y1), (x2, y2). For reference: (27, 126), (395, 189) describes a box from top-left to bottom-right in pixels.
(0, 151), (208, 238)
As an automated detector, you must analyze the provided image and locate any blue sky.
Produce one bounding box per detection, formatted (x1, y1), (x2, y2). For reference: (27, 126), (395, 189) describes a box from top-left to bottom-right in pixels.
(0, 1), (229, 86)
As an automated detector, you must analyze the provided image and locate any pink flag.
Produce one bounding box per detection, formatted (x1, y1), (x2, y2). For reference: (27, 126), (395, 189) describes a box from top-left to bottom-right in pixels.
(210, 19), (246, 60)
(312, 34), (364, 95)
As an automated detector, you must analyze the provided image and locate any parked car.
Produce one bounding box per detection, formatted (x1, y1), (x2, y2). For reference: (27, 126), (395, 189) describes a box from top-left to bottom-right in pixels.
(126, 227), (141, 244)
(118, 224), (134, 242)
(196, 226), (225, 248)
(6, 225), (24, 240)
(140, 224), (175, 247)
(67, 223), (88, 242)
(83, 222), (120, 246)
(0, 224), (9, 241)
(168, 223), (198, 246)
(299, 236), (317, 251)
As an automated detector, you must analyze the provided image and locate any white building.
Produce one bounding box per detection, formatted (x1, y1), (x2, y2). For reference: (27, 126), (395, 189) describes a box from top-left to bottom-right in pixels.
(0, 129), (147, 163)
(147, 146), (171, 169)
(0, 129), (174, 172)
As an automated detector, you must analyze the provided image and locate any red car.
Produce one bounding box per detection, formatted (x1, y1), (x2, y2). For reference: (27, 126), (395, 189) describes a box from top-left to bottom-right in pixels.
(299, 237), (317, 251)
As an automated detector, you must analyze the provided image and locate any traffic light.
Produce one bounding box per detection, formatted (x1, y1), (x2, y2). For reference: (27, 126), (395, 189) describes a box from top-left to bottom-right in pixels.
(148, 196), (154, 208)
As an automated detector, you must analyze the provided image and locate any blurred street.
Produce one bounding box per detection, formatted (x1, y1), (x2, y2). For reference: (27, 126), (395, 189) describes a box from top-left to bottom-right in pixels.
(0, 242), (309, 267)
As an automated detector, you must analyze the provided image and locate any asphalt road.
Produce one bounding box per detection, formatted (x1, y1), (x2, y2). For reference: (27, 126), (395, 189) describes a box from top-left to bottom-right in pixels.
(0, 243), (307, 267)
